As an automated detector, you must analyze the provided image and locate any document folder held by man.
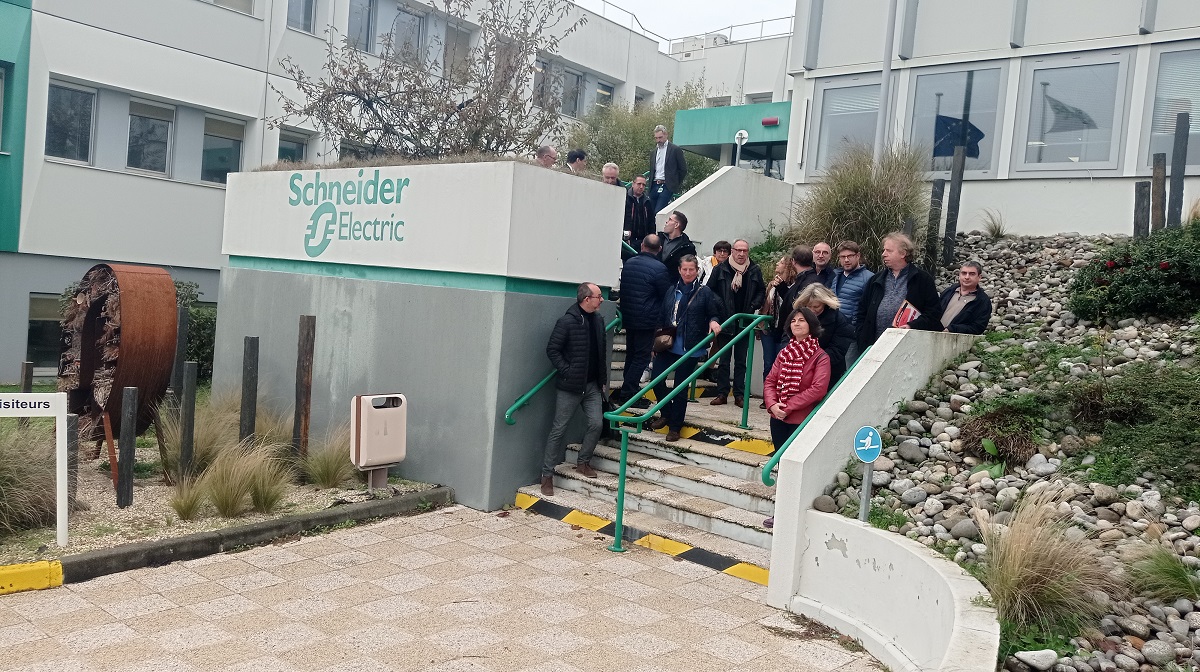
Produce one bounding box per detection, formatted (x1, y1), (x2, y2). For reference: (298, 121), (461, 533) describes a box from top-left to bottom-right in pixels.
(892, 301), (921, 328)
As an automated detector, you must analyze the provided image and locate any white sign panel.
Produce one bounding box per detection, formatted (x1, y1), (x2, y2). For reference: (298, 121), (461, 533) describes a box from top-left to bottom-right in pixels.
(0, 393), (69, 547)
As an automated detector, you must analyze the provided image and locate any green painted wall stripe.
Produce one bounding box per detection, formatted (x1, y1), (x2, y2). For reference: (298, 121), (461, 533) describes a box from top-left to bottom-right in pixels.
(673, 101), (792, 147)
(229, 256), (583, 298)
(0, 1), (31, 253)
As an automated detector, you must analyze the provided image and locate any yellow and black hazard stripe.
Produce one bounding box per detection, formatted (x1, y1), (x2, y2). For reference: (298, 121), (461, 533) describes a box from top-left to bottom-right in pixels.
(614, 403), (776, 457)
(514, 493), (768, 585)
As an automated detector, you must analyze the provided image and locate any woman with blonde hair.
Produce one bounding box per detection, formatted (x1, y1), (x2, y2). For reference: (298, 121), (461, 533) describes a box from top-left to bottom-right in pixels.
(756, 253), (798, 408)
(795, 283), (855, 383)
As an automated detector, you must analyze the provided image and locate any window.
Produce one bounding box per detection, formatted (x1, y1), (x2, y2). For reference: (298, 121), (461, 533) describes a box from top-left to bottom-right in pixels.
(910, 67), (1003, 172)
(634, 92), (647, 110)
(746, 93), (773, 105)
(814, 83), (879, 171)
(45, 83), (95, 163)
(595, 82), (614, 110)
(443, 24), (472, 78)
(390, 6), (423, 60)
(1147, 49), (1200, 165)
(201, 117), (243, 184)
(340, 140), (373, 161)
(287, 0), (315, 32)
(533, 60), (551, 109)
(278, 131), (307, 162)
(348, 0), (374, 52)
(1016, 55), (1127, 170)
(26, 296), (61, 371)
(206, 0), (254, 13)
(708, 96), (731, 107)
(127, 101), (173, 174)
(561, 71), (582, 118)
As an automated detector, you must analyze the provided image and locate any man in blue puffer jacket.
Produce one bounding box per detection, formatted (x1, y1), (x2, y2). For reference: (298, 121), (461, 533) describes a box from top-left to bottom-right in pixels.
(616, 235), (670, 404)
(832, 240), (874, 364)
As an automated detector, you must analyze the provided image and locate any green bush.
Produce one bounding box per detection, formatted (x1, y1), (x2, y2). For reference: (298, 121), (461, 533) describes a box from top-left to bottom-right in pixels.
(786, 143), (929, 268)
(1068, 223), (1200, 321)
(187, 305), (217, 382)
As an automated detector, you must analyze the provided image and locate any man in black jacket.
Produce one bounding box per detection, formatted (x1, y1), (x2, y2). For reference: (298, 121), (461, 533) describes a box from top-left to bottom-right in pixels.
(856, 233), (944, 351)
(706, 239), (765, 406)
(939, 261), (993, 335)
(782, 245), (825, 315)
(542, 283), (607, 495)
(616, 235), (670, 404)
(659, 210), (697, 283)
(623, 176), (655, 258)
(649, 124), (688, 213)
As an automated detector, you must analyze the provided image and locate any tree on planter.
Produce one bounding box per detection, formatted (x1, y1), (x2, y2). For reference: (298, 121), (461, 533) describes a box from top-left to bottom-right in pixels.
(271, 0), (585, 160)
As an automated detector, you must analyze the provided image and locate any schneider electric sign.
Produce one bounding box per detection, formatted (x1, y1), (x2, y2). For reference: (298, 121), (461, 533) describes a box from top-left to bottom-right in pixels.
(289, 171), (412, 258)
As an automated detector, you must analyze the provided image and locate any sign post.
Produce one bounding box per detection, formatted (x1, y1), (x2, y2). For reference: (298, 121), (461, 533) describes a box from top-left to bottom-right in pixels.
(0, 393), (69, 546)
(854, 426), (883, 523)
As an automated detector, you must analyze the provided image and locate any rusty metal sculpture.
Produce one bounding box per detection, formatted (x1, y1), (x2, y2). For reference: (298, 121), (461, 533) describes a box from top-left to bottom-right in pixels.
(58, 264), (178, 453)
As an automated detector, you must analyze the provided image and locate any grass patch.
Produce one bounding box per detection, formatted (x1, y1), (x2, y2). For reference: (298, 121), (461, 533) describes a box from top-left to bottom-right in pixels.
(999, 618), (1079, 661)
(249, 455), (293, 514)
(867, 506), (908, 531)
(0, 420), (56, 536)
(959, 393), (1045, 465)
(97, 460), (160, 480)
(301, 422), (354, 489)
(1129, 544), (1200, 601)
(169, 478), (204, 521)
(198, 441), (288, 518)
(156, 390), (239, 483)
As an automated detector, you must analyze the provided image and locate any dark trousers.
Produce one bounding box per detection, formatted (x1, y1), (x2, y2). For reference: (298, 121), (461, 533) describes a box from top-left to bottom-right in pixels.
(651, 350), (699, 432)
(760, 332), (783, 379)
(651, 183), (674, 214)
(619, 328), (655, 401)
(712, 335), (749, 399)
(770, 417), (800, 454)
(542, 382), (603, 477)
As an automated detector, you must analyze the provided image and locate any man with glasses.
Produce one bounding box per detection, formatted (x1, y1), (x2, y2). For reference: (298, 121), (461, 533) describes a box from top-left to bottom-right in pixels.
(813, 242), (836, 288)
(833, 241), (874, 364)
(541, 283), (608, 495)
(706, 239), (765, 407)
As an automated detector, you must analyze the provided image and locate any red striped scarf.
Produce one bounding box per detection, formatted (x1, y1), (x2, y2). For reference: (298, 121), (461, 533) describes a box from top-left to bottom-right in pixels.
(775, 336), (823, 403)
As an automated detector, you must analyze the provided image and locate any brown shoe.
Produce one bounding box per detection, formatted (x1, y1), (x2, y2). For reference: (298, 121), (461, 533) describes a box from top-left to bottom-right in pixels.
(575, 463), (598, 478)
(709, 396), (727, 406)
(666, 430), (681, 442)
(648, 417), (668, 430)
(734, 396), (744, 408)
(540, 476), (554, 496)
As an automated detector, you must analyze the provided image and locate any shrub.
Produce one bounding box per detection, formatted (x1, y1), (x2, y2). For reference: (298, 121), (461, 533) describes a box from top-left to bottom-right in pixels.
(1068, 223), (1200, 321)
(980, 208), (1009, 241)
(187, 305), (218, 383)
(156, 390), (239, 483)
(302, 422), (355, 488)
(249, 453), (293, 514)
(787, 143), (929, 268)
(169, 478), (204, 521)
(253, 403), (294, 448)
(959, 393), (1045, 465)
(973, 489), (1124, 632)
(1129, 544), (1200, 602)
(199, 441), (258, 517)
(750, 223), (793, 279)
(0, 421), (56, 536)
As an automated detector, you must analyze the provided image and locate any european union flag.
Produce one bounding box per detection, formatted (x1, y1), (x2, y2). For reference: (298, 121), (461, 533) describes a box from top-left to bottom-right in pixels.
(933, 115), (985, 159)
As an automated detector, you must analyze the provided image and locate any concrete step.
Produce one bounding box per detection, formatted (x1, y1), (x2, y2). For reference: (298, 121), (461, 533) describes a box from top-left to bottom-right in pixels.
(602, 431), (772, 483)
(567, 444), (775, 515)
(513, 485), (770, 567)
(548, 461), (774, 549)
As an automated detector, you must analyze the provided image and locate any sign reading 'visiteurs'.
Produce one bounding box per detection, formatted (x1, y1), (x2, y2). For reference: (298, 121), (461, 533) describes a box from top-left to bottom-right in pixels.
(288, 170), (412, 258)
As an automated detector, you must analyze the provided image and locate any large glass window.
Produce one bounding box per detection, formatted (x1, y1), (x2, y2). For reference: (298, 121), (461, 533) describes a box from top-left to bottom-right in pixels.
(390, 7), (423, 60)
(201, 117), (243, 184)
(1023, 62), (1120, 166)
(911, 68), (1002, 172)
(443, 25), (472, 78)
(45, 83), (94, 163)
(595, 82), (614, 110)
(278, 132), (307, 163)
(746, 93), (773, 105)
(533, 60), (551, 109)
(26, 296), (61, 371)
(1148, 49), (1200, 165)
(815, 83), (879, 171)
(127, 101), (173, 174)
(287, 0), (315, 32)
(561, 71), (582, 118)
(348, 0), (374, 52)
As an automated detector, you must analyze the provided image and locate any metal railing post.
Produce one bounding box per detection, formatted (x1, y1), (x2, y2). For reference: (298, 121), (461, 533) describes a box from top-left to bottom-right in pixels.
(607, 429), (632, 552)
(740, 320), (755, 429)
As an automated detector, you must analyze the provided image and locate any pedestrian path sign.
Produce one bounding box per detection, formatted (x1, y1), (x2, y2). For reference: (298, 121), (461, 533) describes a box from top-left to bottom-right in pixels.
(854, 426), (882, 463)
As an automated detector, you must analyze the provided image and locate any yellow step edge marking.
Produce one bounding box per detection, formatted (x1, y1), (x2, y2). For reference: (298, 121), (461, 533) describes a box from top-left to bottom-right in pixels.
(652, 425), (700, 439)
(0, 560), (64, 596)
(723, 562), (769, 586)
(725, 438), (775, 456)
(514, 492), (539, 510)
(562, 510), (611, 531)
(634, 534), (693, 556)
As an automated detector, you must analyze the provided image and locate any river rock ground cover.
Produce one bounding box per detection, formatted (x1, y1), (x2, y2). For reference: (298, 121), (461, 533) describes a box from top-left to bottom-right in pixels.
(817, 231), (1200, 671)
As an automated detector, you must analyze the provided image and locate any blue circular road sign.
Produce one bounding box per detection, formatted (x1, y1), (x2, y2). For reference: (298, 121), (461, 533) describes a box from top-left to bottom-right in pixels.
(854, 426), (882, 463)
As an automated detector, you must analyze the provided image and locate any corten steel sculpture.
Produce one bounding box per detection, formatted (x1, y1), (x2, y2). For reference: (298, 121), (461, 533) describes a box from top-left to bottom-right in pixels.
(58, 264), (178, 454)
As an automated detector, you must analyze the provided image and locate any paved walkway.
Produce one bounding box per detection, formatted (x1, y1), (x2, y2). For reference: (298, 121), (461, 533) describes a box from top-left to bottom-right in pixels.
(0, 506), (878, 672)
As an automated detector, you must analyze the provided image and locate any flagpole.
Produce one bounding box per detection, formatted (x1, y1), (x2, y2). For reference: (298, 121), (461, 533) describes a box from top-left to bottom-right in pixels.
(872, 0), (900, 169)
(1038, 81), (1049, 163)
(933, 92), (943, 170)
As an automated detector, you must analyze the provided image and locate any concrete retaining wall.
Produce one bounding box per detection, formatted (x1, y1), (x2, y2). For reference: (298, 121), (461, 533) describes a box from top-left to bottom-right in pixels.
(767, 328), (997, 671)
(655, 166), (796, 249)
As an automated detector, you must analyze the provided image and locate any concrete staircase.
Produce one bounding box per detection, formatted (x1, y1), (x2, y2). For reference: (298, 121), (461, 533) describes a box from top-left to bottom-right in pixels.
(518, 327), (777, 567)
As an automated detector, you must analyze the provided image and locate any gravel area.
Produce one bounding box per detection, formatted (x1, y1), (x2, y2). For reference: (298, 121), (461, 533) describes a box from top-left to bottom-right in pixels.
(0, 440), (437, 565)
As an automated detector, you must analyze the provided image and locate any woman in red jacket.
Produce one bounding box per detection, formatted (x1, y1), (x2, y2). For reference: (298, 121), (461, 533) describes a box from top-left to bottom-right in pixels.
(764, 307), (832, 454)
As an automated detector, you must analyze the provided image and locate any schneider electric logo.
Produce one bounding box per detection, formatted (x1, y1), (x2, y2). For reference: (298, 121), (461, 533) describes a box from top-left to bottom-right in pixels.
(289, 171), (411, 258)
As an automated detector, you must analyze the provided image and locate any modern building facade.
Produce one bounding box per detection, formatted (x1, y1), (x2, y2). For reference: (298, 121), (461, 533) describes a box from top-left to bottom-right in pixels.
(0, 0), (793, 382)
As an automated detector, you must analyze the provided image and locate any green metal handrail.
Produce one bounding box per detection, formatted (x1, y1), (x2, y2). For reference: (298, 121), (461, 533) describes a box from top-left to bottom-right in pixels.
(504, 310), (623, 425)
(602, 312), (770, 552)
(760, 345), (873, 486)
(622, 240), (638, 256)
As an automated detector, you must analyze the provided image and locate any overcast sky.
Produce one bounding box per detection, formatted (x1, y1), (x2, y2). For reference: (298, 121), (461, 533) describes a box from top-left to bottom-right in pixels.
(571, 0), (797, 43)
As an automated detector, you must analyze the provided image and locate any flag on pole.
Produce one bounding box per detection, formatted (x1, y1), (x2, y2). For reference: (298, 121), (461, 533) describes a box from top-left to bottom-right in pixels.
(1045, 94), (1098, 133)
(933, 115), (984, 158)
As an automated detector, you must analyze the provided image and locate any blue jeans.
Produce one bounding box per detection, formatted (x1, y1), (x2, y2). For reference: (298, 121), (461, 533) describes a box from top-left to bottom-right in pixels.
(760, 332), (783, 380)
(651, 183), (674, 214)
(542, 382), (603, 477)
(651, 351), (699, 432)
(619, 328), (655, 401)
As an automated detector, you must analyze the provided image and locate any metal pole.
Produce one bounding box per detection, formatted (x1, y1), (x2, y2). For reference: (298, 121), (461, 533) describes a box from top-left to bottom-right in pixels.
(607, 430), (631, 553)
(871, 0), (900, 168)
(858, 461), (872, 523)
(734, 143), (742, 166)
(740, 329), (754, 430)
